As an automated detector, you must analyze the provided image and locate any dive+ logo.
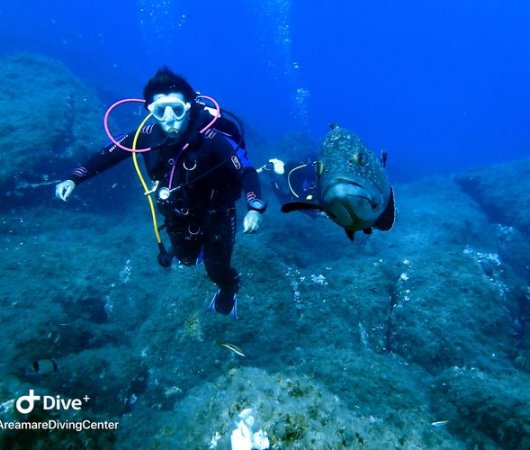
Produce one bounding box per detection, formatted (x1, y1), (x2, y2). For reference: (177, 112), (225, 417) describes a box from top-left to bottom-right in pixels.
(15, 390), (90, 414)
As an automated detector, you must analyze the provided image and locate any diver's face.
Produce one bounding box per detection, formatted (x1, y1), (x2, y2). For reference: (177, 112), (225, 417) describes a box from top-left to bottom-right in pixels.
(149, 92), (191, 137)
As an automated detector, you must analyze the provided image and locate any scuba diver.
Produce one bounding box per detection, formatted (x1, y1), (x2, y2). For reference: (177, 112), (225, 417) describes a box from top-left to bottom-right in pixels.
(258, 156), (320, 218)
(55, 67), (267, 318)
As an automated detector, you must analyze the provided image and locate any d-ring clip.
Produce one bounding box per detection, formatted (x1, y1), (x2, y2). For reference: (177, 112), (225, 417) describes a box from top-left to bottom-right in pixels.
(183, 160), (197, 171)
(188, 224), (201, 235)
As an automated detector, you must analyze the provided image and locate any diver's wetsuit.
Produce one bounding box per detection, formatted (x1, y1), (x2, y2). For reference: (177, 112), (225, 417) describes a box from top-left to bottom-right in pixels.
(268, 160), (319, 218)
(68, 109), (264, 314)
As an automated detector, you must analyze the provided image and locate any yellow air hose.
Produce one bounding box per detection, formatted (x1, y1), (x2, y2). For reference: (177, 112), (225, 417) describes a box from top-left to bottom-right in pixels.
(131, 114), (163, 244)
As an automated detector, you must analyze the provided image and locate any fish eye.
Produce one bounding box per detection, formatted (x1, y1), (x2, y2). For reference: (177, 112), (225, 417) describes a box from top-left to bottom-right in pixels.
(350, 152), (365, 166)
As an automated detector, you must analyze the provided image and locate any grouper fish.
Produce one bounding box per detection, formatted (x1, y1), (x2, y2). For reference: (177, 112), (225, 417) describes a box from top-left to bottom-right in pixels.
(281, 125), (395, 241)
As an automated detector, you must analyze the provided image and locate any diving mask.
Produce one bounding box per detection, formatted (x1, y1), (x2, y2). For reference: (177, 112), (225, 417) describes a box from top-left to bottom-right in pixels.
(148, 95), (191, 122)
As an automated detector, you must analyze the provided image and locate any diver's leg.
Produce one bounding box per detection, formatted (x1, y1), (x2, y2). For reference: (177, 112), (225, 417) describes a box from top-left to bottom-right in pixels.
(204, 207), (239, 317)
(166, 220), (203, 266)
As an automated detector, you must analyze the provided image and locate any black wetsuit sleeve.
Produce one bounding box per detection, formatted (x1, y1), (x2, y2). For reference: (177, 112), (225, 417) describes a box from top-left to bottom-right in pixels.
(68, 131), (150, 185)
(241, 170), (263, 209)
(270, 175), (293, 204)
(209, 132), (265, 212)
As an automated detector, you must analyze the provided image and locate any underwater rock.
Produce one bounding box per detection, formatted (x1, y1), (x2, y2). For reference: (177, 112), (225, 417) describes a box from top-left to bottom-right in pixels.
(382, 176), (493, 250)
(493, 223), (530, 282)
(388, 246), (517, 373)
(353, 176), (525, 374)
(432, 366), (530, 449)
(37, 347), (149, 416)
(454, 158), (530, 235)
(2, 150), (528, 449)
(0, 53), (106, 197)
(118, 366), (463, 449)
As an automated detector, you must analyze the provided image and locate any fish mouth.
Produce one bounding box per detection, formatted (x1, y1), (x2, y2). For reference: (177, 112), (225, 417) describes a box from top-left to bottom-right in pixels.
(323, 178), (379, 207)
(322, 179), (381, 227)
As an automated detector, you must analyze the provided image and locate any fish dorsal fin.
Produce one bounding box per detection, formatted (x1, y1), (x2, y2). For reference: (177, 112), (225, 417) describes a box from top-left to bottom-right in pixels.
(281, 202), (323, 213)
(373, 187), (396, 231)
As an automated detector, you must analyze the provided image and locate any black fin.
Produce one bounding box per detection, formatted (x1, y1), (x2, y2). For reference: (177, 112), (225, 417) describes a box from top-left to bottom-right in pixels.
(380, 149), (388, 167)
(345, 229), (355, 241)
(363, 227), (372, 235)
(281, 202), (323, 213)
(373, 187), (395, 231)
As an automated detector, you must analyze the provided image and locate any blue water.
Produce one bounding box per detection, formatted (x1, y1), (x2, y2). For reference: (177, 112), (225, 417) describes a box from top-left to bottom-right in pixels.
(1, 0), (529, 179)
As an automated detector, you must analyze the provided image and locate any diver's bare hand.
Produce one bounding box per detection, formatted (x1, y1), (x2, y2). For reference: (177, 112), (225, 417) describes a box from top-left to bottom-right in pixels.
(55, 180), (75, 202)
(243, 210), (261, 234)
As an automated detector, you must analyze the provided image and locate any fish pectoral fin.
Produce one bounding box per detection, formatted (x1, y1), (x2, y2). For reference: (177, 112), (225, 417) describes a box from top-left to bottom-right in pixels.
(345, 229), (355, 241)
(380, 149), (388, 167)
(373, 187), (396, 231)
(281, 202), (323, 213)
(316, 161), (324, 177)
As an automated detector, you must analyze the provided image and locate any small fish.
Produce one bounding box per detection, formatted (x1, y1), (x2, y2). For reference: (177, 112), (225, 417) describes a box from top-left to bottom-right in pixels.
(24, 359), (58, 377)
(218, 342), (245, 357)
(431, 420), (449, 428)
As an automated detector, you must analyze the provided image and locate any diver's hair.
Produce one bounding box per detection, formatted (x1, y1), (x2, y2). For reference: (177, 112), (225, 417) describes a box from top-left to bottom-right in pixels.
(143, 66), (196, 107)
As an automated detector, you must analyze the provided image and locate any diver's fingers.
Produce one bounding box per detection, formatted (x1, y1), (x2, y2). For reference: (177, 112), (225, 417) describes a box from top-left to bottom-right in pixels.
(55, 184), (64, 201)
(243, 210), (261, 234)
